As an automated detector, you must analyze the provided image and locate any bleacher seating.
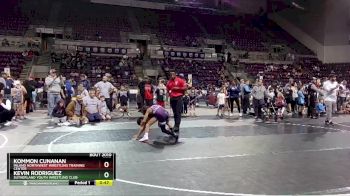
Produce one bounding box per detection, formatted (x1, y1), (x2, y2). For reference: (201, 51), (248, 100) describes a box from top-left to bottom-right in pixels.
(60, 55), (138, 87)
(0, 14), (29, 36)
(243, 62), (311, 85)
(62, 3), (131, 42)
(242, 55), (350, 86)
(135, 9), (202, 47)
(154, 59), (224, 87)
(182, 13), (267, 51)
(323, 63), (350, 82)
(0, 51), (26, 79)
(0, 0), (29, 36)
(69, 16), (131, 42)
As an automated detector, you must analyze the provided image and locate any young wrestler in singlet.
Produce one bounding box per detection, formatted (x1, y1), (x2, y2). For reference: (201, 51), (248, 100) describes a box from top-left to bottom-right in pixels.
(134, 105), (178, 143)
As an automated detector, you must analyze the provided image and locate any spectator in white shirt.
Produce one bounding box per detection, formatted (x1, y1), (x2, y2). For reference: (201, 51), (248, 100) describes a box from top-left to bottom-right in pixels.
(322, 74), (339, 125)
(94, 76), (115, 112)
(216, 88), (226, 118)
(83, 89), (102, 122)
(338, 80), (348, 111)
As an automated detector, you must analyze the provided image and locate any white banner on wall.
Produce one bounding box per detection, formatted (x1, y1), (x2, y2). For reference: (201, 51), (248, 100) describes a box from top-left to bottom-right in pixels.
(4, 67), (10, 76)
(188, 74), (192, 86)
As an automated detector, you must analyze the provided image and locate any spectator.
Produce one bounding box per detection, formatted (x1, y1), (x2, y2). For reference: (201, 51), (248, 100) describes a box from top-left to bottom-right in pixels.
(3, 72), (13, 102)
(143, 78), (154, 106)
(156, 79), (167, 107)
(45, 69), (62, 117)
(183, 92), (189, 116)
(80, 74), (90, 90)
(284, 78), (294, 113)
(94, 76), (115, 112)
(323, 74), (339, 125)
(118, 85), (130, 116)
(99, 95), (111, 121)
(66, 96), (88, 126)
(316, 99), (326, 117)
(241, 80), (252, 115)
(83, 89), (102, 123)
(216, 88), (226, 118)
(227, 80), (241, 117)
(297, 86), (305, 116)
(0, 93), (15, 126)
(136, 89), (143, 110)
(52, 99), (69, 126)
(23, 77), (36, 113)
(12, 80), (27, 121)
(138, 78), (146, 108)
(275, 91), (286, 119)
(291, 82), (298, 114)
(77, 83), (89, 98)
(307, 78), (321, 119)
(65, 76), (75, 106)
(338, 80), (348, 112)
(252, 79), (267, 122)
(188, 87), (198, 117)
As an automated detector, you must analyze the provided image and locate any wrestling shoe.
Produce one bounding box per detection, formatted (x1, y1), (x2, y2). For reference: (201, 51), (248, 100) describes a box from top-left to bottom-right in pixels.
(4, 121), (12, 127)
(139, 137), (148, 142)
(62, 122), (71, 126)
(173, 128), (179, 134)
(329, 121), (334, 126)
(139, 133), (149, 142)
(174, 134), (179, 144)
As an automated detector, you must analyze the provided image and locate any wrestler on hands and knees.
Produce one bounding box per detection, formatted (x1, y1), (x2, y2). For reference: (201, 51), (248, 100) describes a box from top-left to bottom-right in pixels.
(134, 105), (178, 143)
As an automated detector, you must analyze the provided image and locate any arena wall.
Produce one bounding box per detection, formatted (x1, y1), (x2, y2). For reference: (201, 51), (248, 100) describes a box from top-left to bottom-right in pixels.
(271, 0), (350, 63)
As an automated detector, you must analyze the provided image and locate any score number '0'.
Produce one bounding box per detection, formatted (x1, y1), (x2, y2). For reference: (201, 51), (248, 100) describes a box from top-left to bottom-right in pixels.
(104, 162), (110, 178)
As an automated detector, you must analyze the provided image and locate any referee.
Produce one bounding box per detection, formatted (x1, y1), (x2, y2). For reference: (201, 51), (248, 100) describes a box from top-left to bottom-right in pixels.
(166, 72), (187, 135)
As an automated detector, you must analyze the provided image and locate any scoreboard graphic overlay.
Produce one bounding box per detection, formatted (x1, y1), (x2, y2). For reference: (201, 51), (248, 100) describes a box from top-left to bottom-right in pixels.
(7, 153), (116, 186)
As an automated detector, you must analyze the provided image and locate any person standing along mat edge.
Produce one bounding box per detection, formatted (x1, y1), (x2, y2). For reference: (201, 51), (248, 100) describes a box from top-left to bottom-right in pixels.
(166, 71), (188, 136)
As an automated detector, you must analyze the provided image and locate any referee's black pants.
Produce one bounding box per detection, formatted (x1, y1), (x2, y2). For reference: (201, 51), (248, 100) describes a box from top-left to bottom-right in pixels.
(170, 96), (183, 133)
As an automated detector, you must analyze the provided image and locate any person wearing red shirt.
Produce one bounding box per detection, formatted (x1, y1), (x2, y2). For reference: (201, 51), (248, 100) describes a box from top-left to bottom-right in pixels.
(166, 72), (187, 134)
(144, 79), (154, 106)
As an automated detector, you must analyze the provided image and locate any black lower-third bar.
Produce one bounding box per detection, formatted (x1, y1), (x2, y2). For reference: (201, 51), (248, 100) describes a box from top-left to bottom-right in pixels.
(69, 180), (95, 186)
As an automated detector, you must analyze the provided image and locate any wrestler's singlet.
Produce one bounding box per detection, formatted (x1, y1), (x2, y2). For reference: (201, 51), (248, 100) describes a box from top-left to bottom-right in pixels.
(150, 105), (169, 123)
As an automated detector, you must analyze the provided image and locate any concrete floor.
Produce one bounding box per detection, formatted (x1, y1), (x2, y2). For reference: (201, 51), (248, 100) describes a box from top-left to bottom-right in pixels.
(1, 109), (350, 196)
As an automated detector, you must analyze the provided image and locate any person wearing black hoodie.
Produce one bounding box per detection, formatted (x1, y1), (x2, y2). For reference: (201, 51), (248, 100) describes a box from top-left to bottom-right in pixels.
(52, 99), (68, 125)
(227, 80), (241, 117)
(138, 77), (146, 108)
(0, 93), (15, 126)
(23, 78), (36, 113)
